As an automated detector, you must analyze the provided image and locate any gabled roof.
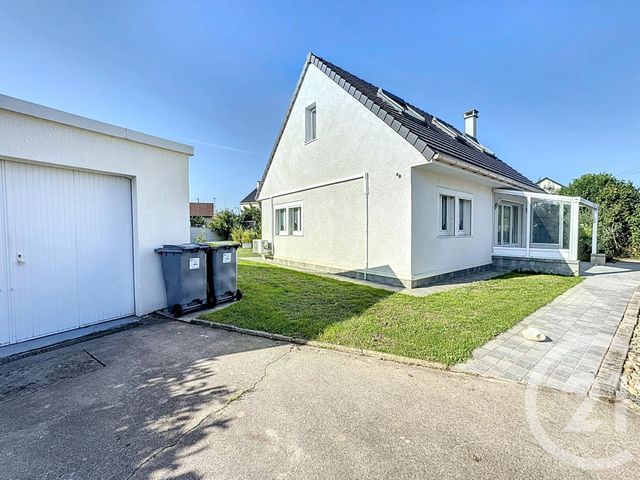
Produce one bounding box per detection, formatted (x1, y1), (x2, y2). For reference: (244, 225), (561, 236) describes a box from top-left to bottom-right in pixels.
(189, 202), (214, 217)
(259, 54), (542, 197)
(536, 176), (565, 188)
(240, 187), (258, 205)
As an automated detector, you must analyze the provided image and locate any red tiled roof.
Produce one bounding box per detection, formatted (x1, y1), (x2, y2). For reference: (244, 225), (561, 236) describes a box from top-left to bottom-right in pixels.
(189, 202), (214, 217)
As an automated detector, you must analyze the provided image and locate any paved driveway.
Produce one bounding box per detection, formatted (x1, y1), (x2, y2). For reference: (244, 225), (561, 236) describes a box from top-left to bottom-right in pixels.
(456, 262), (640, 395)
(1, 319), (640, 479)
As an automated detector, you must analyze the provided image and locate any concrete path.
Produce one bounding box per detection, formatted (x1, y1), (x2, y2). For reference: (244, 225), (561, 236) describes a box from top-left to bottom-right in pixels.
(2, 319), (640, 479)
(456, 262), (640, 395)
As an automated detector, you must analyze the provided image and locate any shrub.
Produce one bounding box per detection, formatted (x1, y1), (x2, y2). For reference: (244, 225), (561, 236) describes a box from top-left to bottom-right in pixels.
(239, 206), (261, 233)
(231, 226), (258, 244)
(194, 229), (207, 244)
(209, 209), (239, 240)
(190, 216), (205, 227)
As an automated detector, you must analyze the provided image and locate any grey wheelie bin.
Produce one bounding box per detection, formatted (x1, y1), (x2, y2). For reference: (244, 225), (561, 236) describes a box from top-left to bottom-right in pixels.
(155, 244), (208, 317)
(204, 241), (242, 305)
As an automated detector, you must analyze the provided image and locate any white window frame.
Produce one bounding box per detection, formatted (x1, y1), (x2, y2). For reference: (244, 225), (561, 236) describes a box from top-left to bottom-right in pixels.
(289, 205), (303, 236)
(496, 201), (522, 246)
(437, 187), (473, 238)
(275, 207), (288, 236)
(274, 201), (303, 236)
(305, 103), (317, 144)
(529, 199), (565, 249)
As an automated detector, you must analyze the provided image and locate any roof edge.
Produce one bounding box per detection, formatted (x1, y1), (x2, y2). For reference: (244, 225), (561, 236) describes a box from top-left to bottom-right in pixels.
(0, 94), (194, 156)
(257, 52), (314, 198)
(432, 153), (544, 192)
(257, 52), (434, 197)
(259, 54), (540, 196)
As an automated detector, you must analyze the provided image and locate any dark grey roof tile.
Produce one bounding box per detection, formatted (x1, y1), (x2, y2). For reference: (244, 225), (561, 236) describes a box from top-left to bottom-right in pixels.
(311, 54), (540, 190)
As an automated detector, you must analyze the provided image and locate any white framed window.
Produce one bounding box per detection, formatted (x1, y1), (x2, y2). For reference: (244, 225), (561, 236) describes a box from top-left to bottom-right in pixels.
(289, 206), (303, 235)
(530, 200), (560, 246)
(275, 202), (303, 236)
(458, 198), (472, 236)
(496, 203), (521, 246)
(440, 194), (455, 235)
(305, 103), (317, 143)
(438, 188), (473, 237)
(275, 208), (288, 235)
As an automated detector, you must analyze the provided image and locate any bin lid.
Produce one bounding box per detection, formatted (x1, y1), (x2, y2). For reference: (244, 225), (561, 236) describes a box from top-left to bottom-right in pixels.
(206, 241), (241, 250)
(155, 243), (209, 253)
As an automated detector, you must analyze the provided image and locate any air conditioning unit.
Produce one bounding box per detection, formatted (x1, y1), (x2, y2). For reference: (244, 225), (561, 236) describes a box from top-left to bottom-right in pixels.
(253, 239), (272, 255)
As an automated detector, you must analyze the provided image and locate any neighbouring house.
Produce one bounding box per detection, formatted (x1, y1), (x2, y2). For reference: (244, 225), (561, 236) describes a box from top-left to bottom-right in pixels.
(190, 201), (215, 224)
(537, 176), (565, 194)
(0, 94), (193, 357)
(256, 54), (601, 288)
(240, 181), (261, 211)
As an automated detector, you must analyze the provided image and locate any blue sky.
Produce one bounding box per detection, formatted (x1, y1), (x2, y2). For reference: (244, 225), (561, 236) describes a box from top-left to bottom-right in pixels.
(1, 1), (638, 208)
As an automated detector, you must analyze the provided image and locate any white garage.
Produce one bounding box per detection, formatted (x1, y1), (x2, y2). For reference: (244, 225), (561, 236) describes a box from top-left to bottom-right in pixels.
(0, 94), (193, 357)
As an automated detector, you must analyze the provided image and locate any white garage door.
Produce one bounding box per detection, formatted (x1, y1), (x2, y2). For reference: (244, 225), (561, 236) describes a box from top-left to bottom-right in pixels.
(0, 160), (135, 345)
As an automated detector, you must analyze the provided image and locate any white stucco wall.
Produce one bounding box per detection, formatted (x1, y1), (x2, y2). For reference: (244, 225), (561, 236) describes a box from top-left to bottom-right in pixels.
(537, 178), (563, 194)
(0, 109), (190, 315)
(260, 64), (427, 282)
(411, 164), (496, 278)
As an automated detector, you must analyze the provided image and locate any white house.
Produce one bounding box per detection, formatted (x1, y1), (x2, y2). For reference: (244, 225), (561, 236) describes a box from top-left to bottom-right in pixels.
(240, 181), (261, 211)
(536, 176), (565, 194)
(257, 54), (601, 288)
(0, 94), (193, 357)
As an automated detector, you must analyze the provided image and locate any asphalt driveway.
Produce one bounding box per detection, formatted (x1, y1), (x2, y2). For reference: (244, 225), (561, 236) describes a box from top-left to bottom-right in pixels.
(1, 318), (640, 479)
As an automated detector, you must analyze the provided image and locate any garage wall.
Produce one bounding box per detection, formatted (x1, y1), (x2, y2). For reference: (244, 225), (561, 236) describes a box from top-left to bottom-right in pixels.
(0, 109), (190, 315)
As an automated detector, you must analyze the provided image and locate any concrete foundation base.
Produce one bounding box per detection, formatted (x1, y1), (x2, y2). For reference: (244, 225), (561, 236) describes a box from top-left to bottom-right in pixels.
(590, 253), (606, 266)
(493, 256), (579, 276)
(265, 257), (495, 289)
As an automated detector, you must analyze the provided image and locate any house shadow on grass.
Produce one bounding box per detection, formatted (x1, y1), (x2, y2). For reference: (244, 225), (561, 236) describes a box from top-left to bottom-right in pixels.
(202, 262), (399, 341)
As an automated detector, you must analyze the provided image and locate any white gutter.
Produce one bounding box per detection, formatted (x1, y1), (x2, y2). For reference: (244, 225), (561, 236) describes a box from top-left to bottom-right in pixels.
(431, 152), (540, 193)
(363, 172), (369, 280)
(493, 188), (599, 210)
(259, 173), (370, 279)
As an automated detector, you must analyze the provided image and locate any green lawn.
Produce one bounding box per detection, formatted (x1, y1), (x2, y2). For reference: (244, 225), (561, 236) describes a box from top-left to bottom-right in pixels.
(237, 247), (259, 258)
(201, 261), (581, 365)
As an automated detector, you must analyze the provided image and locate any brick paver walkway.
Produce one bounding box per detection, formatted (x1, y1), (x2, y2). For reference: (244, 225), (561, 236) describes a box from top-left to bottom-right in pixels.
(455, 262), (640, 395)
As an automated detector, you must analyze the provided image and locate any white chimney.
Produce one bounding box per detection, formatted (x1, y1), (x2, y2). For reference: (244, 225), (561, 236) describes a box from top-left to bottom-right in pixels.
(464, 109), (478, 138)
(256, 180), (261, 190)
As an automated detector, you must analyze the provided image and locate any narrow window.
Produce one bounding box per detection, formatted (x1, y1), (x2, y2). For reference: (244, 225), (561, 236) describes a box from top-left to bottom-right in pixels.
(496, 204), (521, 246)
(503, 206), (512, 244)
(512, 205), (519, 243)
(497, 205), (503, 244)
(458, 198), (472, 236)
(305, 103), (317, 143)
(440, 194), (455, 235)
(276, 208), (287, 235)
(289, 206), (302, 235)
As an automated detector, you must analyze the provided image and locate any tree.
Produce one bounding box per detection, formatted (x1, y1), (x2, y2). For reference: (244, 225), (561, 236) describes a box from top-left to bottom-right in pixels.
(209, 209), (239, 240)
(239, 206), (262, 233)
(560, 173), (640, 259)
(190, 215), (205, 227)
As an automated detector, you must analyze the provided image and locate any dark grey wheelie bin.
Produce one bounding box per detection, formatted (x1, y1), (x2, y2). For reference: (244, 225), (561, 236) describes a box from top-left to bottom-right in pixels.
(204, 241), (242, 305)
(155, 244), (208, 317)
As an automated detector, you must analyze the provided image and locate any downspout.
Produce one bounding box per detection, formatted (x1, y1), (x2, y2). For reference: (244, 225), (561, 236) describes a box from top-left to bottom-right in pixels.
(270, 197), (274, 256)
(363, 172), (369, 280)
